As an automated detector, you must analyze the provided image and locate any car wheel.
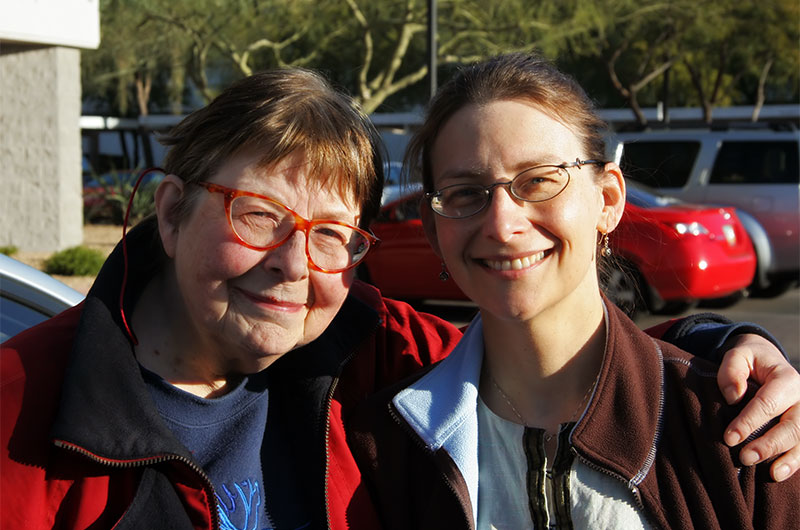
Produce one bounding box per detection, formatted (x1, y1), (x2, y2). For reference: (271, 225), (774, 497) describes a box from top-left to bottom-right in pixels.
(599, 260), (645, 319)
(749, 278), (795, 299)
(652, 300), (696, 315)
(699, 290), (746, 309)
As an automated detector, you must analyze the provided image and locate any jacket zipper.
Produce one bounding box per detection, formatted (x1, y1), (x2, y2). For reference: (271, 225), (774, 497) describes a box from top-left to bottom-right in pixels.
(321, 352), (353, 529)
(387, 403), (474, 530)
(570, 448), (659, 529)
(54, 439), (221, 530)
(321, 316), (381, 528)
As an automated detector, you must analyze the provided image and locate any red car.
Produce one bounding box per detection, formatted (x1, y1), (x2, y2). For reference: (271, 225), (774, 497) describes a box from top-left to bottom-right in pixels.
(360, 182), (757, 316)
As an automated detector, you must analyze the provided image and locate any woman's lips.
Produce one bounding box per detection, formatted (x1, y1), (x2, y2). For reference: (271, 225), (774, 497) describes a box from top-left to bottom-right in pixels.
(237, 289), (306, 311)
(482, 250), (548, 271)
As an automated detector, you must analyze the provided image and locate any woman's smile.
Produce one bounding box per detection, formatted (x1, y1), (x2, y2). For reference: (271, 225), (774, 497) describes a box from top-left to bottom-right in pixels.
(481, 249), (549, 271)
(235, 287), (308, 313)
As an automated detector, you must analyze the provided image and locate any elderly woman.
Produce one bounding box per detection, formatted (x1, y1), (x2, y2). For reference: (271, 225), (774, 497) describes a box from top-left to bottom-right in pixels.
(1, 66), (798, 530)
(349, 53), (800, 529)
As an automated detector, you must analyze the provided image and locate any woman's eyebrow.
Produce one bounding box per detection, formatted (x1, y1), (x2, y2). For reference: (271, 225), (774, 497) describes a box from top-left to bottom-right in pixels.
(436, 167), (490, 185)
(437, 158), (557, 184)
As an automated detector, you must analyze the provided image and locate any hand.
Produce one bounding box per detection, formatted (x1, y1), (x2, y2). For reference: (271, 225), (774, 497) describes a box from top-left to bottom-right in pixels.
(717, 333), (800, 482)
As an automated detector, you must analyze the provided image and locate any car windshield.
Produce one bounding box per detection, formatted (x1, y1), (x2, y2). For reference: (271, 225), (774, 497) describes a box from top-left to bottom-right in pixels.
(626, 180), (684, 209)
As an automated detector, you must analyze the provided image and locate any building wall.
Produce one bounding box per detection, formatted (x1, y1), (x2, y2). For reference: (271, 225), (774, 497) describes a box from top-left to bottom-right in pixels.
(0, 44), (82, 251)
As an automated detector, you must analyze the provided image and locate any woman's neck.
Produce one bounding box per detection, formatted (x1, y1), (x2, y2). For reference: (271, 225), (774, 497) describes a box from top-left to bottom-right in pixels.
(479, 291), (606, 432)
(130, 267), (236, 397)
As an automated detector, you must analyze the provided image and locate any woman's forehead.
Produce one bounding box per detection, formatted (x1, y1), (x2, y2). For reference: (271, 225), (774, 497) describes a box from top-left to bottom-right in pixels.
(431, 100), (583, 178)
(216, 151), (362, 219)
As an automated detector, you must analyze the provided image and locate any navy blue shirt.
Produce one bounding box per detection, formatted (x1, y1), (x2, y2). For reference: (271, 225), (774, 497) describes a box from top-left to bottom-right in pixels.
(141, 365), (309, 530)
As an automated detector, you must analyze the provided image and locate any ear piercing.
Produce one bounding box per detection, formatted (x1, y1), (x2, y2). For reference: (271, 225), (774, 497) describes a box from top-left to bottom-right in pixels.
(439, 262), (450, 281)
(600, 232), (612, 257)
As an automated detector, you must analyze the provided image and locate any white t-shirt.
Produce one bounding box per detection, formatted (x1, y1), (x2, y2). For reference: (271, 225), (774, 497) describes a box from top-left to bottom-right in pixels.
(476, 396), (651, 529)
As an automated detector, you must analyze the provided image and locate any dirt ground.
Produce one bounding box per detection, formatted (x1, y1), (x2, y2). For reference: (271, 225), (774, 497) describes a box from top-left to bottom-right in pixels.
(13, 224), (123, 295)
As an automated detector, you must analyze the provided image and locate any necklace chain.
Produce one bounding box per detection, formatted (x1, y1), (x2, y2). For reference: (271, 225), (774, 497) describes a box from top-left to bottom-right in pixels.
(490, 372), (598, 442)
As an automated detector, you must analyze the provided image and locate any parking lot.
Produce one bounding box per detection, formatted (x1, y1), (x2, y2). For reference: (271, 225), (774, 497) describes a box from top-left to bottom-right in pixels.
(640, 288), (800, 370)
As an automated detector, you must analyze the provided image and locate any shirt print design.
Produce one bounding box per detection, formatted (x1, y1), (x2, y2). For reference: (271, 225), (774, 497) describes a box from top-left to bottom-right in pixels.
(217, 479), (263, 530)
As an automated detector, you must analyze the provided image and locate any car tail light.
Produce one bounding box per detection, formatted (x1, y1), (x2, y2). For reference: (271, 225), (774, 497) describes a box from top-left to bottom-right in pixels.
(673, 222), (709, 236)
(721, 224), (737, 246)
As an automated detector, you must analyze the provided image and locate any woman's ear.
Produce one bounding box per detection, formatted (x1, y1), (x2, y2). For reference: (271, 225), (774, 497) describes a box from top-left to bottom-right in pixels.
(597, 162), (626, 234)
(154, 175), (186, 259)
(419, 198), (443, 259)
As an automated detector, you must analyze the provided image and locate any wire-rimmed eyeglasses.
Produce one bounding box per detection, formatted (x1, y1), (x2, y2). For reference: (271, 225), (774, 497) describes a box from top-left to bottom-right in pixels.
(425, 159), (607, 219)
(196, 182), (379, 273)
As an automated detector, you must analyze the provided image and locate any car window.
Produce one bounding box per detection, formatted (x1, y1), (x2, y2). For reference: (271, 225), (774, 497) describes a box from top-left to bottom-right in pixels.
(620, 141), (701, 188)
(378, 195), (422, 222)
(625, 181), (684, 208)
(398, 197), (421, 221)
(710, 141), (799, 184)
(0, 295), (50, 343)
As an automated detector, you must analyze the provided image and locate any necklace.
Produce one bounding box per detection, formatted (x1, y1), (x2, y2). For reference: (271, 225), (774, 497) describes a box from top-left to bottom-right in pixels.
(490, 372), (598, 442)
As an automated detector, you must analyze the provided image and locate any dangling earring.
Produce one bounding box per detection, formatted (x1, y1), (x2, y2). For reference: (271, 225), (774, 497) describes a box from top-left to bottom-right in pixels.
(439, 262), (450, 281)
(600, 232), (612, 257)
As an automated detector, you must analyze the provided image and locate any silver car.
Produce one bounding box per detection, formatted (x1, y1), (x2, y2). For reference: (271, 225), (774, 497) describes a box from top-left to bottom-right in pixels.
(0, 254), (85, 342)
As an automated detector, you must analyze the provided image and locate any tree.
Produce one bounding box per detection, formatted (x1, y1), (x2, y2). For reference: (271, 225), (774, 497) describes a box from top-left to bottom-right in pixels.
(83, 0), (798, 119)
(676, 0), (800, 124)
(559, 0), (697, 127)
(726, 0), (799, 121)
(82, 0), (187, 116)
(334, 0), (586, 113)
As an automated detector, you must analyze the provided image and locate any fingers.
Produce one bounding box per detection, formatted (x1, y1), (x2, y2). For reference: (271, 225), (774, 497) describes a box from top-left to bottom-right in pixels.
(723, 367), (789, 446)
(717, 344), (753, 405)
(716, 333), (800, 480)
(770, 445), (800, 482)
(738, 404), (800, 482)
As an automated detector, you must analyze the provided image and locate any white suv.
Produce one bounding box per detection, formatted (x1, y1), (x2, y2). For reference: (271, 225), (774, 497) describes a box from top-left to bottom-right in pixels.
(607, 126), (799, 296)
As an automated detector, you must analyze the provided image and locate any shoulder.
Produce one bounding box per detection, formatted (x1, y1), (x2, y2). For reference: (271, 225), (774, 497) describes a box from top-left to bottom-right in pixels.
(349, 280), (463, 364)
(2, 304), (82, 390)
(347, 363), (436, 459)
(2, 306), (81, 477)
(606, 302), (744, 434)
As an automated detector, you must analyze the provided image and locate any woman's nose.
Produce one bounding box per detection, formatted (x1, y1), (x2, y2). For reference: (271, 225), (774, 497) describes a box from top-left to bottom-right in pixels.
(262, 230), (310, 281)
(481, 185), (529, 242)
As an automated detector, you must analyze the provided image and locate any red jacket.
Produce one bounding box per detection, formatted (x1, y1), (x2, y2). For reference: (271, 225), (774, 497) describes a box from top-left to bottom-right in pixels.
(0, 220), (462, 529)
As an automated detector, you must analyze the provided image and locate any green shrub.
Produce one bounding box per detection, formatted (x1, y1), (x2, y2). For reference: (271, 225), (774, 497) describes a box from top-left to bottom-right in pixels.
(0, 245), (18, 256)
(44, 246), (105, 276)
(84, 169), (160, 225)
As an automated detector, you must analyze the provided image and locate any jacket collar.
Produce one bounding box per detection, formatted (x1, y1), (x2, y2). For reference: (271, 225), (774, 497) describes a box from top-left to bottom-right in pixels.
(51, 220), (195, 462)
(392, 313), (484, 522)
(391, 299), (667, 517)
(569, 300), (665, 487)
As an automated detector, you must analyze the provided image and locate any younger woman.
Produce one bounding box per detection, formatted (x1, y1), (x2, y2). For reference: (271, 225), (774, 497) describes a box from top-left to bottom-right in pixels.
(349, 53), (799, 529)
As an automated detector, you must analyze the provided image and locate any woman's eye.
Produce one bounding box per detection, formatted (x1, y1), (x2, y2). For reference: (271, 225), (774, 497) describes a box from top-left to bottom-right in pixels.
(444, 187), (483, 203)
(245, 210), (277, 219)
(314, 226), (349, 244)
(516, 176), (548, 191)
(235, 209), (281, 228)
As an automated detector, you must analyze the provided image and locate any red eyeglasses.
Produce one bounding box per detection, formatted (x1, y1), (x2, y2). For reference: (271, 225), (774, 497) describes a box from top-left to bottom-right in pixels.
(196, 181), (379, 273)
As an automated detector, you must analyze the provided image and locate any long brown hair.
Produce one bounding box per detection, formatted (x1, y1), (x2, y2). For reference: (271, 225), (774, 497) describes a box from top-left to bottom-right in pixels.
(406, 52), (608, 192)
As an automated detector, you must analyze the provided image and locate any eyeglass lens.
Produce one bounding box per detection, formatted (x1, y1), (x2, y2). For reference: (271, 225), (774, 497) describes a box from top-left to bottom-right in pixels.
(230, 195), (370, 271)
(431, 165), (569, 218)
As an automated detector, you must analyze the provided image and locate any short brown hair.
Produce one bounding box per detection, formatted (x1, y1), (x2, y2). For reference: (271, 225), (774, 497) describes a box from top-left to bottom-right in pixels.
(406, 53), (608, 192)
(159, 68), (384, 227)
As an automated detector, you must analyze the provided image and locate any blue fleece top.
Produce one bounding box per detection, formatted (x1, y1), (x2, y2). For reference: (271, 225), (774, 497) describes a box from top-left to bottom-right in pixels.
(141, 365), (307, 530)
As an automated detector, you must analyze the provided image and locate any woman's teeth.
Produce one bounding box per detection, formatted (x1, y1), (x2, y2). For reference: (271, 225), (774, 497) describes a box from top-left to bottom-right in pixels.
(485, 251), (546, 271)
